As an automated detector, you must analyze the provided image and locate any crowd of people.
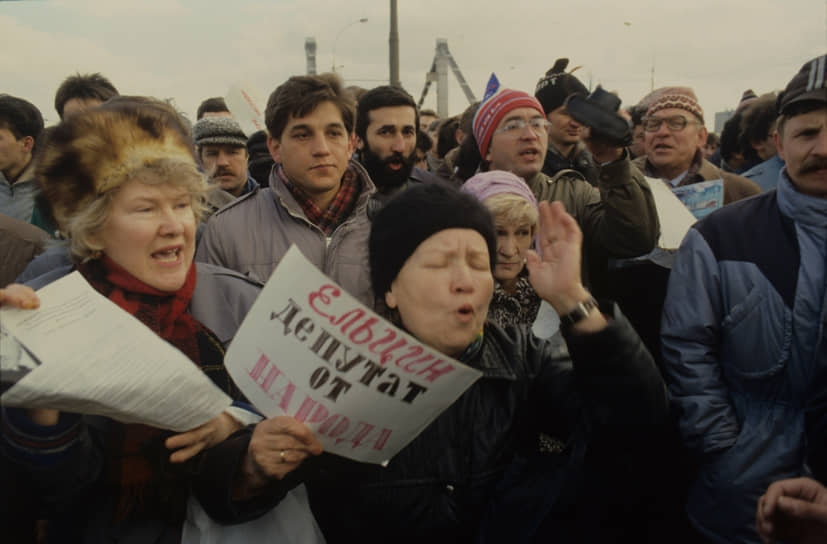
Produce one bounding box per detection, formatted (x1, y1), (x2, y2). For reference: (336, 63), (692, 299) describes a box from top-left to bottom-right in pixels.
(0, 52), (825, 544)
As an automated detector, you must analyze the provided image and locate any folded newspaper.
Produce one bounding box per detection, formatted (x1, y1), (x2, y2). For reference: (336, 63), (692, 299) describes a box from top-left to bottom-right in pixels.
(1, 273), (232, 432)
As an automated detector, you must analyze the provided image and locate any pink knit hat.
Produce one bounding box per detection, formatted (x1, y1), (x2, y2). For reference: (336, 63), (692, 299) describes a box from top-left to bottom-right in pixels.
(473, 89), (545, 158)
(460, 170), (537, 209)
(645, 86), (704, 123)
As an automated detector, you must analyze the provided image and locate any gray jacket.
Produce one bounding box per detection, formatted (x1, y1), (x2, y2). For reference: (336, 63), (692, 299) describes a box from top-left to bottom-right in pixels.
(0, 161), (38, 222)
(196, 161), (376, 307)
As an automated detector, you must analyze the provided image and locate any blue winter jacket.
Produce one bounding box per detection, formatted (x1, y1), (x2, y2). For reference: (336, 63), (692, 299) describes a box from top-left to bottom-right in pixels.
(661, 169), (827, 543)
(742, 154), (785, 192)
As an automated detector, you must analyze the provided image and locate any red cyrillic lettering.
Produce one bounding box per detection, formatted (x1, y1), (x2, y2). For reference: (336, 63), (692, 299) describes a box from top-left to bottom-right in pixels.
(307, 284), (340, 321)
(418, 359), (455, 382)
(348, 317), (378, 344)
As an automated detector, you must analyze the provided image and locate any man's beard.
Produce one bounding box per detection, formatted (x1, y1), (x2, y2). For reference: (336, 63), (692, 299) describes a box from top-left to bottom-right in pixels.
(362, 146), (416, 191)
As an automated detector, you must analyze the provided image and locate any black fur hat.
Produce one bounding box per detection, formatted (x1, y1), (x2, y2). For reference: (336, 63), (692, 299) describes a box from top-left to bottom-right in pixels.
(534, 58), (588, 114)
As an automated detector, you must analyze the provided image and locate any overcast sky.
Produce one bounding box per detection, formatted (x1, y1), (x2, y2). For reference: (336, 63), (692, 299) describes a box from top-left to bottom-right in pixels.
(2, 0), (825, 131)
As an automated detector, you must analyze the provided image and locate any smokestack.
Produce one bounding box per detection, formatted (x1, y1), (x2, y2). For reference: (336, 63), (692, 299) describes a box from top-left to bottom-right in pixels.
(305, 38), (317, 75)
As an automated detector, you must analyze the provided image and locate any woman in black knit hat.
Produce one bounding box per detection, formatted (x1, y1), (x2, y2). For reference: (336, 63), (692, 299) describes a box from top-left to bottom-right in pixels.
(296, 182), (667, 542)
(191, 182), (667, 543)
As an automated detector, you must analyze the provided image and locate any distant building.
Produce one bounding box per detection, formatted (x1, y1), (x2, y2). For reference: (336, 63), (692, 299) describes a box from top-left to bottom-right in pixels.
(714, 110), (734, 133)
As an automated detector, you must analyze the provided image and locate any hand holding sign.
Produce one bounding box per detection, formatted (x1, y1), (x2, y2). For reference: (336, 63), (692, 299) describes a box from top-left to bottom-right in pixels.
(241, 416), (323, 489)
(223, 246), (482, 465)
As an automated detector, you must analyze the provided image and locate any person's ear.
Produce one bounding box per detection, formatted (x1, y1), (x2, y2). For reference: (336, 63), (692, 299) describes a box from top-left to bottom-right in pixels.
(266, 135), (281, 163)
(21, 135), (35, 154)
(384, 285), (397, 309)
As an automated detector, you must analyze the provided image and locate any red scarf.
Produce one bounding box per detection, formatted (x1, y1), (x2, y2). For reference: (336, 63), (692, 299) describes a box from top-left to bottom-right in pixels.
(76, 256), (204, 521)
(78, 255), (202, 363)
(278, 163), (362, 235)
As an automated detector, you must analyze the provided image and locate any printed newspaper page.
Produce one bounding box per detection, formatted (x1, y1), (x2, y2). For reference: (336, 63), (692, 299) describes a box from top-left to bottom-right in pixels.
(224, 245), (483, 465)
(1, 272), (232, 432)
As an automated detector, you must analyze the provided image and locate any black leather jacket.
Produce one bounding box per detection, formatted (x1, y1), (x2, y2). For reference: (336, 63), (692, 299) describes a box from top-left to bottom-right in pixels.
(198, 303), (666, 543)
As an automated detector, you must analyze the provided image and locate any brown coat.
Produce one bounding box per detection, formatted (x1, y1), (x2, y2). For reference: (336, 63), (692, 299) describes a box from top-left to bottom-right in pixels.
(0, 213), (49, 286)
(633, 154), (761, 205)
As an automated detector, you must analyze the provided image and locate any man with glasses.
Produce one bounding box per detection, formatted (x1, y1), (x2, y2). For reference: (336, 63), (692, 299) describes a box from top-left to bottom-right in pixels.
(634, 86), (760, 204)
(661, 57), (827, 542)
(472, 83), (659, 288)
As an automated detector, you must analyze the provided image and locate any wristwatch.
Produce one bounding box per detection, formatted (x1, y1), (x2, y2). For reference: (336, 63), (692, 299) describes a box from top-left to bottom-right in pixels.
(559, 296), (599, 332)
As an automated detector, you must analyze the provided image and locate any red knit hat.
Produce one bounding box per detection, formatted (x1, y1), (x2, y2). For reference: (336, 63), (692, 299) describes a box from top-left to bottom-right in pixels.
(473, 88), (544, 158)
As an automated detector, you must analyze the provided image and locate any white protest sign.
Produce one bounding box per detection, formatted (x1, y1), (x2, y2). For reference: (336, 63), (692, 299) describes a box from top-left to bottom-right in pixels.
(225, 83), (267, 137)
(646, 176), (698, 250)
(1, 272), (232, 432)
(224, 245), (483, 465)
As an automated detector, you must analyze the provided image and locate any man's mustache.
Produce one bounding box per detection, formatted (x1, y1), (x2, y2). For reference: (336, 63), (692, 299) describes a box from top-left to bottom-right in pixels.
(800, 157), (827, 175)
(383, 152), (406, 165)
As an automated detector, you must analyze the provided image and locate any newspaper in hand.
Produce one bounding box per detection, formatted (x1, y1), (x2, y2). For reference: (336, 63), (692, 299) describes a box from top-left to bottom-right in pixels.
(1, 272), (232, 432)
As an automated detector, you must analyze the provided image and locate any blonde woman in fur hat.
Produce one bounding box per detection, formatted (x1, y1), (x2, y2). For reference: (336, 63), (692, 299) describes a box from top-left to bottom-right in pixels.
(0, 97), (322, 542)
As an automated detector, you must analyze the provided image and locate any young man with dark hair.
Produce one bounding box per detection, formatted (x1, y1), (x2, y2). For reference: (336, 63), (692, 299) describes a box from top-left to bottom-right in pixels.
(662, 55), (827, 543)
(54, 72), (119, 119)
(354, 85), (442, 217)
(196, 97), (231, 120)
(0, 94), (44, 222)
(196, 73), (376, 305)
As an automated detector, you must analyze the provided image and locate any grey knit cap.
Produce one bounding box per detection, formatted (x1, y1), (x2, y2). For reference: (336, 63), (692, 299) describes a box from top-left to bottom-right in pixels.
(192, 116), (247, 148)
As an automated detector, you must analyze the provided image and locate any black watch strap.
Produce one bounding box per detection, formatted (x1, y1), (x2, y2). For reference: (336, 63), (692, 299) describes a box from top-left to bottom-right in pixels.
(559, 296), (599, 331)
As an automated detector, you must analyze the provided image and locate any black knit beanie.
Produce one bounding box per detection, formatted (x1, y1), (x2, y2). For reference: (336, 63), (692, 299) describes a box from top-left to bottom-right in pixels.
(534, 58), (588, 114)
(369, 182), (497, 298)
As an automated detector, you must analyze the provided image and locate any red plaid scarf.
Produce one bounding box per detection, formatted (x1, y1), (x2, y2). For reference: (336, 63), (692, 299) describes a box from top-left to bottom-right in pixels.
(76, 256), (207, 522)
(278, 163), (362, 235)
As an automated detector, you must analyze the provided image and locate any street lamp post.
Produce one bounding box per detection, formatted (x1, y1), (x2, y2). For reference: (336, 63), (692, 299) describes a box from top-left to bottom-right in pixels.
(624, 21), (655, 91)
(332, 17), (368, 73)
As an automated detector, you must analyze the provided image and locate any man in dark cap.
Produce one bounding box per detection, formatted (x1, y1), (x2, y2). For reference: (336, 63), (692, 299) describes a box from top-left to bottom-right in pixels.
(192, 116), (258, 198)
(534, 58), (599, 184)
(661, 54), (827, 543)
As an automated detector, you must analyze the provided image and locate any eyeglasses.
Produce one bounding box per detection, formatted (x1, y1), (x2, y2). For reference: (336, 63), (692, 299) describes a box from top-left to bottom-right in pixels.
(494, 117), (550, 137)
(643, 115), (700, 132)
